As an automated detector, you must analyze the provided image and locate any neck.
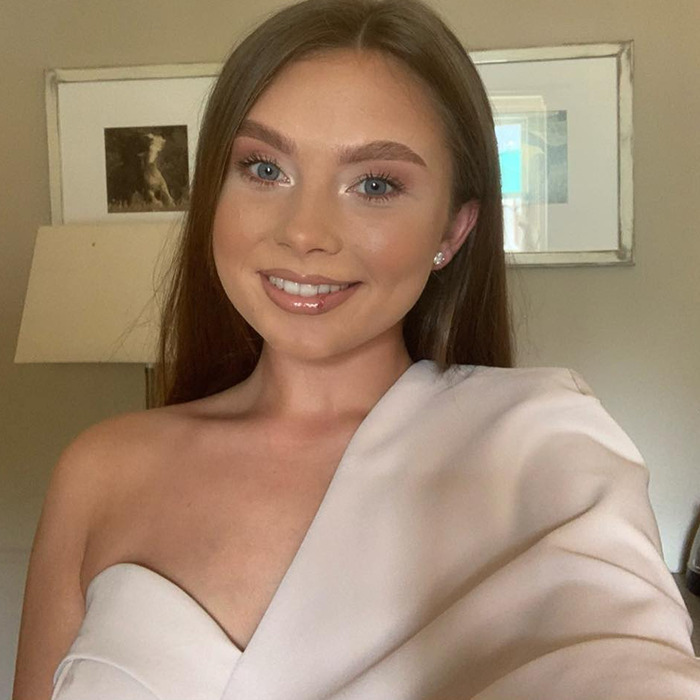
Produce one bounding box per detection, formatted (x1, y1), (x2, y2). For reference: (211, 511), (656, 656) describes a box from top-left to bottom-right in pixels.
(234, 329), (413, 424)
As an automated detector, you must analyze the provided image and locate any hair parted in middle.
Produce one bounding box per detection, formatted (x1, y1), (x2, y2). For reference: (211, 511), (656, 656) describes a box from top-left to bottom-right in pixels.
(156, 0), (513, 407)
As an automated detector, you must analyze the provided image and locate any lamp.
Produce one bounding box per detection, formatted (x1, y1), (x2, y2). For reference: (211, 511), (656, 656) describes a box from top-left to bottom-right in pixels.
(15, 222), (178, 407)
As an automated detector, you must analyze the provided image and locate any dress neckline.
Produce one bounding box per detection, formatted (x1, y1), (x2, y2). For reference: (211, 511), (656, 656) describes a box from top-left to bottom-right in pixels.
(86, 561), (247, 653)
(83, 360), (439, 659)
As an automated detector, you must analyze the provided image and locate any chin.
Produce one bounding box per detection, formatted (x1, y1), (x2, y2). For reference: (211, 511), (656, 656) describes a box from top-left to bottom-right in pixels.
(265, 334), (358, 363)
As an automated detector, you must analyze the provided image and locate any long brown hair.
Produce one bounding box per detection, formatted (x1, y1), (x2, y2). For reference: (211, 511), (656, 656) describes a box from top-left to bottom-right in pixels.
(155, 0), (514, 407)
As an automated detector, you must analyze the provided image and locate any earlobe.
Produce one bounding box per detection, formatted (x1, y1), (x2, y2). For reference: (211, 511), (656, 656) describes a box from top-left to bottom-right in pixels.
(441, 199), (479, 263)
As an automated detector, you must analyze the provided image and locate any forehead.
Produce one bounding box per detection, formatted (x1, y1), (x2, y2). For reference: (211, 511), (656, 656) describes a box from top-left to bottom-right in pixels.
(243, 49), (448, 161)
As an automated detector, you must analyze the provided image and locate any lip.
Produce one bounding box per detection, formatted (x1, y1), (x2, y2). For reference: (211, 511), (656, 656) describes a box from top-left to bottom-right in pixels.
(259, 272), (360, 315)
(259, 268), (357, 286)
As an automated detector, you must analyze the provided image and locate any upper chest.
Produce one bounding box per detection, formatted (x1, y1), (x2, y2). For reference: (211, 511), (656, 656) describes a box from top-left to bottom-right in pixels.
(80, 416), (360, 650)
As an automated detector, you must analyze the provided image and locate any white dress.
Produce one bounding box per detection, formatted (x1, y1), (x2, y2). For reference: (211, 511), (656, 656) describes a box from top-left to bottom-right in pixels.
(51, 361), (700, 699)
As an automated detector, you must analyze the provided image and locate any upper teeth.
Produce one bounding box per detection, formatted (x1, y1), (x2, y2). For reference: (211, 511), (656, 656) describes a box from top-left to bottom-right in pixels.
(267, 275), (350, 296)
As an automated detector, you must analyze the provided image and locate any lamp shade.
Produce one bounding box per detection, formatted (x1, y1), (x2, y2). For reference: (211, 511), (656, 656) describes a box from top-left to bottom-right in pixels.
(15, 222), (178, 363)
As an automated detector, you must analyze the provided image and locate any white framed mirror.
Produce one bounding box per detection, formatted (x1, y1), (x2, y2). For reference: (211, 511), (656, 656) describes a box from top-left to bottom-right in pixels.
(473, 41), (633, 267)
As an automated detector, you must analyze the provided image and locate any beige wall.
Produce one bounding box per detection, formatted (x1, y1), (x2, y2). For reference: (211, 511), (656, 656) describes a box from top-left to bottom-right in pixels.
(2, 0), (699, 692)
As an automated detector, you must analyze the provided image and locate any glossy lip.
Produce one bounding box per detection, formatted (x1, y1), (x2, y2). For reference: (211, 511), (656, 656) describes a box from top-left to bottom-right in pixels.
(260, 268), (357, 286)
(259, 272), (360, 315)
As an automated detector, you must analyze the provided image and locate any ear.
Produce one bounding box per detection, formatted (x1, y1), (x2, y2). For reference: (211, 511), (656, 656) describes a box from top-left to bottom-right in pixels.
(438, 199), (479, 266)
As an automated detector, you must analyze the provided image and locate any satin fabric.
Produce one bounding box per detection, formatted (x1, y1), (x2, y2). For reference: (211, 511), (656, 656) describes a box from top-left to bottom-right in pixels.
(52, 361), (700, 699)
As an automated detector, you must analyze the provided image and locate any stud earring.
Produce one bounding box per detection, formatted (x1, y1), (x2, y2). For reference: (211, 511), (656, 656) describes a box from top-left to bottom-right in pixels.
(433, 251), (446, 267)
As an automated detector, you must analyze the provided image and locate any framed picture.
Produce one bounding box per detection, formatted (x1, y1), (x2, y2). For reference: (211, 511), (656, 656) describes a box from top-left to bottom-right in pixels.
(45, 63), (220, 224)
(472, 41), (633, 266)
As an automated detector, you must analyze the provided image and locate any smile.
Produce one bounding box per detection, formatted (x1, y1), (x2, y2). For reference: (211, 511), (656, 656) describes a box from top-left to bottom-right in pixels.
(259, 273), (360, 315)
(266, 275), (351, 296)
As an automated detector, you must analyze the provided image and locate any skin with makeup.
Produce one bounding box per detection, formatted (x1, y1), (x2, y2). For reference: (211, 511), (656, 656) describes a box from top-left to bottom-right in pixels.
(12, 44), (478, 699)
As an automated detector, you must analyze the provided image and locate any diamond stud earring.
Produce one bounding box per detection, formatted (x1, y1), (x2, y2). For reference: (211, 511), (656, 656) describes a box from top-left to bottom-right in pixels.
(433, 251), (446, 267)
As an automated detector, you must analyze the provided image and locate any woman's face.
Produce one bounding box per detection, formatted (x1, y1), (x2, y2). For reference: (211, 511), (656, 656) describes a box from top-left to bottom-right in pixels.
(212, 48), (478, 362)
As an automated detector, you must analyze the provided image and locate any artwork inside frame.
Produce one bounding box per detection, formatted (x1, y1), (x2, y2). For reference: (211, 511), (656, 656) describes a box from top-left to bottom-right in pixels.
(45, 43), (632, 267)
(104, 125), (190, 214)
(472, 41), (634, 267)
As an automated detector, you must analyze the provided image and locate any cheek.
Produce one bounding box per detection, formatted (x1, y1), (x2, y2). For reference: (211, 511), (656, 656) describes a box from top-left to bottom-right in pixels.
(211, 192), (255, 270)
(356, 219), (437, 286)
(211, 200), (252, 305)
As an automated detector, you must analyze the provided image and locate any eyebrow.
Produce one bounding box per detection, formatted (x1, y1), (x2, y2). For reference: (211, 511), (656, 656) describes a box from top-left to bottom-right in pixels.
(235, 118), (427, 168)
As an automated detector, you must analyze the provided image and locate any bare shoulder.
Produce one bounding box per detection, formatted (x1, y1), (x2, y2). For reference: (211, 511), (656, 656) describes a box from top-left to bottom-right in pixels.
(59, 399), (215, 482)
(56, 403), (215, 539)
(68, 403), (193, 455)
(12, 405), (198, 700)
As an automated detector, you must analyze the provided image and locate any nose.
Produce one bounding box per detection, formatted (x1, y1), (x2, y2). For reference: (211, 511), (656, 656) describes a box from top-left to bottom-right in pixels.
(273, 182), (342, 257)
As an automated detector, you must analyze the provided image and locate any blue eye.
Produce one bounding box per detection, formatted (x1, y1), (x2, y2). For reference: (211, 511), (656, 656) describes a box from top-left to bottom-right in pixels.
(236, 153), (280, 185)
(356, 171), (406, 203)
(254, 162), (280, 181)
(362, 178), (390, 196)
(235, 153), (284, 186)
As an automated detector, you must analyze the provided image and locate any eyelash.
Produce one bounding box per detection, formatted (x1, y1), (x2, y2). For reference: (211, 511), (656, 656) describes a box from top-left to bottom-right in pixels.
(233, 151), (406, 204)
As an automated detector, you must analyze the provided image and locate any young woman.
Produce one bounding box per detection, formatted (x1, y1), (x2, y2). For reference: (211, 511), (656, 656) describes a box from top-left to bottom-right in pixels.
(13, 0), (700, 698)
